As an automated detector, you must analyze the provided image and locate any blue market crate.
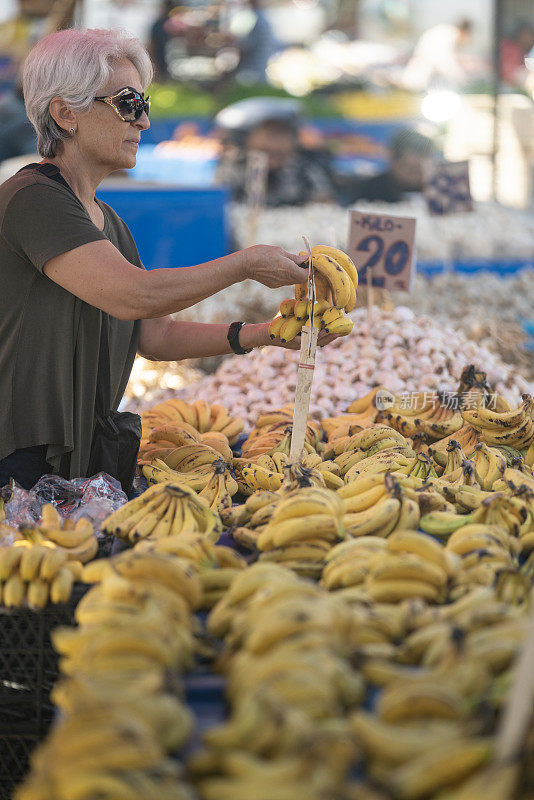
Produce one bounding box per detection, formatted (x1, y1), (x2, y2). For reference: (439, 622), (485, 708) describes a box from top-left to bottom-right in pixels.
(97, 185), (230, 269)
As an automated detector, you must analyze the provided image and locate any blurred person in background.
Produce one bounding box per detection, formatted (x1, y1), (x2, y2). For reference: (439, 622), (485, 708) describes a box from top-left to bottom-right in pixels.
(402, 18), (473, 91)
(232, 0), (279, 84)
(500, 21), (534, 88)
(216, 102), (335, 206)
(340, 128), (439, 205)
(148, 0), (175, 81)
(0, 78), (36, 161)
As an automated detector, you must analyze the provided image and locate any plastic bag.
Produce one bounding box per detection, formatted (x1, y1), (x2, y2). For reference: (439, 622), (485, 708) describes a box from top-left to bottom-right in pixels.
(4, 472), (128, 531)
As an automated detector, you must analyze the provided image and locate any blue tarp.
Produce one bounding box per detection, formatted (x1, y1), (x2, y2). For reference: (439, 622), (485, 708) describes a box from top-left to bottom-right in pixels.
(96, 185), (230, 269)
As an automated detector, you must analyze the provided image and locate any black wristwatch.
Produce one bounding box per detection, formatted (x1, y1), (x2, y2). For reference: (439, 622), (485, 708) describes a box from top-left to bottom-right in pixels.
(227, 321), (252, 354)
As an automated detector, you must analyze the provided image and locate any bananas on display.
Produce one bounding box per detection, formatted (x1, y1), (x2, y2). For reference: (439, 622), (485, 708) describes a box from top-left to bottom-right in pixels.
(140, 398), (244, 453)
(268, 244), (358, 342)
(17, 547), (201, 800)
(256, 485), (345, 578)
(17, 503), (98, 564)
(380, 392), (464, 442)
(14, 377), (534, 800)
(193, 565), (362, 799)
(461, 394), (534, 449)
(0, 541), (82, 609)
(101, 481), (222, 543)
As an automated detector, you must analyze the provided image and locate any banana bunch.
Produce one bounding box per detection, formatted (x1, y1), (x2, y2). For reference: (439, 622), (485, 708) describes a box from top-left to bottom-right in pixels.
(502, 465), (534, 494)
(380, 393), (463, 441)
(19, 503), (99, 564)
(221, 491), (282, 551)
(429, 423), (481, 460)
(295, 451), (344, 489)
(197, 460), (239, 512)
(258, 538), (332, 579)
(398, 479), (457, 514)
(445, 523), (519, 590)
(207, 563), (304, 639)
(134, 529), (247, 583)
(233, 451), (290, 493)
(437, 457), (480, 495)
(268, 245), (358, 341)
(256, 485), (345, 554)
(51, 678), (194, 753)
(361, 529), (451, 604)
(0, 541), (81, 609)
(470, 441), (507, 489)
(242, 416), (321, 459)
(321, 536), (388, 591)
(461, 393), (534, 449)
(233, 452), (332, 497)
(16, 709), (194, 800)
(194, 750), (344, 800)
(341, 476), (420, 539)
(403, 452), (438, 481)
(325, 423), (410, 466)
(140, 420), (233, 465)
(439, 439), (467, 477)
(143, 436), (234, 489)
(101, 481), (222, 543)
(343, 449), (416, 483)
(469, 492), (532, 537)
(382, 736), (493, 799)
(141, 397), (244, 445)
(322, 389), (384, 442)
(350, 711), (467, 769)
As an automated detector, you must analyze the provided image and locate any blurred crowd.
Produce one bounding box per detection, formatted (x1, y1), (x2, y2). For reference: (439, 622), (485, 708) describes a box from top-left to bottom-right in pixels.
(0, 1), (533, 208)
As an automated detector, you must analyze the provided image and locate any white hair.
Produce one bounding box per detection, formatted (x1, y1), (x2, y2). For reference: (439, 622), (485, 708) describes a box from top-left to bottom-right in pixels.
(23, 28), (153, 157)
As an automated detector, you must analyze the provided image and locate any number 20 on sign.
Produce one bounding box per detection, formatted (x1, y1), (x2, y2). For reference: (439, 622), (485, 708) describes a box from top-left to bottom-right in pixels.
(347, 210), (416, 292)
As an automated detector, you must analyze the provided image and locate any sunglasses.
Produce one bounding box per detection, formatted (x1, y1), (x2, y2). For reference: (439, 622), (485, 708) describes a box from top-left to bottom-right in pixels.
(94, 86), (150, 122)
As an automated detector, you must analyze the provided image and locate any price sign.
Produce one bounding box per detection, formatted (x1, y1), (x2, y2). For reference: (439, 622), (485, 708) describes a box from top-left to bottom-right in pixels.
(347, 210), (416, 292)
(424, 160), (472, 216)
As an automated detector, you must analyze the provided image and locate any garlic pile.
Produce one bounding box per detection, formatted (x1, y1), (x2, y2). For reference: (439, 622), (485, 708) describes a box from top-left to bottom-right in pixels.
(230, 200), (534, 261)
(407, 268), (534, 326)
(125, 306), (534, 430)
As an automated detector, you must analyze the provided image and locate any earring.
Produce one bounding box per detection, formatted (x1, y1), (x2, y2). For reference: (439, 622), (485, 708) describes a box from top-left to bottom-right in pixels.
(69, 127), (76, 135)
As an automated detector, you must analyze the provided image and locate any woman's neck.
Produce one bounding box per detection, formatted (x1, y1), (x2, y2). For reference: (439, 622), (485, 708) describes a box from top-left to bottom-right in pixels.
(42, 150), (107, 211)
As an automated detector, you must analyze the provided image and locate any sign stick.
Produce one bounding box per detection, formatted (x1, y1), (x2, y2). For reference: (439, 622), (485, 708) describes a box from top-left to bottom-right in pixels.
(290, 236), (317, 463)
(496, 605), (534, 763)
(289, 325), (319, 463)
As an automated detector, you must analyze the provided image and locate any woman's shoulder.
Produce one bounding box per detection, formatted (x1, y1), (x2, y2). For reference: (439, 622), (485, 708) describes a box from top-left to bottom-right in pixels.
(0, 164), (69, 223)
(0, 164), (69, 205)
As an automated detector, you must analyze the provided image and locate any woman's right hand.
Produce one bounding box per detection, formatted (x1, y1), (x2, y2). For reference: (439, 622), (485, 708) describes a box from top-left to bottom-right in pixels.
(244, 244), (309, 288)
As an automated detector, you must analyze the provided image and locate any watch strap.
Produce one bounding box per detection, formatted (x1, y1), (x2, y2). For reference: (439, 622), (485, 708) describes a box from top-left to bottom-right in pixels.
(227, 321), (252, 355)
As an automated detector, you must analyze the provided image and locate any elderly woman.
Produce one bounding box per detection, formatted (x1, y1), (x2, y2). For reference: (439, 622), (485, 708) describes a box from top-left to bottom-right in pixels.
(0, 28), (335, 491)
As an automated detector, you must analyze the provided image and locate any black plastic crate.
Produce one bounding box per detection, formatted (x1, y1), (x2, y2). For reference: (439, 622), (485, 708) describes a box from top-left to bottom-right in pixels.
(0, 584), (88, 799)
